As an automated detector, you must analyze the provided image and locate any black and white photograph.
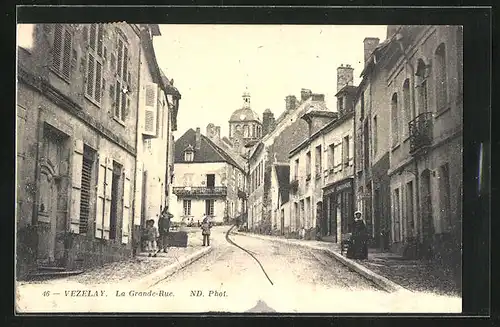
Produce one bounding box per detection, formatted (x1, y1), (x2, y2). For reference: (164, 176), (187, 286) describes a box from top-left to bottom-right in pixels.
(15, 14), (471, 314)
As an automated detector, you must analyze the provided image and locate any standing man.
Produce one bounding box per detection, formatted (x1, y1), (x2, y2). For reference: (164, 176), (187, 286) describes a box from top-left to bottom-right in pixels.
(158, 206), (173, 253)
(201, 214), (212, 246)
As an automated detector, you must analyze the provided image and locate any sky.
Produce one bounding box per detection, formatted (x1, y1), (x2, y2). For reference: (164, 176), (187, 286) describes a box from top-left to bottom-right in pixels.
(153, 25), (388, 140)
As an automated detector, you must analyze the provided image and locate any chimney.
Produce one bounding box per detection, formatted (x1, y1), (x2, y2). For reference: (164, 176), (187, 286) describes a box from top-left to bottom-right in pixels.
(262, 109), (275, 136)
(337, 64), (354, 92)
(311, 93), (325, 102)
(285, 95), (298, 112)
(215, 126), (221, 139)
(300, 89), (312, 102)
(363, 37), (380, 65)
(195, 127), (201, 150)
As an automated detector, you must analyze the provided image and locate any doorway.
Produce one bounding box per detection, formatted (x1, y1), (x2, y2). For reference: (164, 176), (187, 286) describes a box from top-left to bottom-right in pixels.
(280, 209), (285, 235)
(206, 174), (215, 188)
(37, 125), (68, 266)
(420, 169), (434, 247)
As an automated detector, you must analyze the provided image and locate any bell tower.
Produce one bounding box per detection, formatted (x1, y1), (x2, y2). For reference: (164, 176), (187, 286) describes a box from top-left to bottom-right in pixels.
(242, 92), (251, 109)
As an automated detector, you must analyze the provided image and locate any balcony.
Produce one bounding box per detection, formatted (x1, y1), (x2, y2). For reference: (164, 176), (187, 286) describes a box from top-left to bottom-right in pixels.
(409, 112), (433, 155)
(173, 186), (227, 197)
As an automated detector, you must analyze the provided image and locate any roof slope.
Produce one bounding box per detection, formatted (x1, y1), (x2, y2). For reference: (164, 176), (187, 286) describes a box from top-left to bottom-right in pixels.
(174, 129), (244, 171)
(275, 164), (290, 204)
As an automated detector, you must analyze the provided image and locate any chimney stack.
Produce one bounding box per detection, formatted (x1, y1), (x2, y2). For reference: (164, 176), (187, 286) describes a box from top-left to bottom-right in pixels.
(285, 95), (298, 112)
(195, 127), (201, 150)
(300, 89), (312, 102)
(337, 64), (354, 92)
(363, 37), (380, 65)
(215, 126), (221, 139)
(311, 93), (325, 102)
(262, 109), (276, 136)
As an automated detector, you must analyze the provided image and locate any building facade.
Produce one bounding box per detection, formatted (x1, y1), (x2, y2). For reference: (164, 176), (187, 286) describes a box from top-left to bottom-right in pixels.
(385, 25), (463, 265)
(132, 26), (181, 238)
(17, 23), (143, 277)
(354, 35), (393, 250)
(172, 128), (245, 225)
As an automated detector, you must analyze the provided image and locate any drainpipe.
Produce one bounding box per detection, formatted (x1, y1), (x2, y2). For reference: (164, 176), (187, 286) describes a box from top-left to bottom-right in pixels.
(396, 34), (422, 251)
(131, 27), (143, 256)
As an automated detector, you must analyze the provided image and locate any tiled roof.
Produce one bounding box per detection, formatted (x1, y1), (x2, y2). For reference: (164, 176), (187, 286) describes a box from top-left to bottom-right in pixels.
(275, 164), (290, 204)
(174, 129), (244, 171)
(229, 108), (261, 122)
(335, 85), (358, 97)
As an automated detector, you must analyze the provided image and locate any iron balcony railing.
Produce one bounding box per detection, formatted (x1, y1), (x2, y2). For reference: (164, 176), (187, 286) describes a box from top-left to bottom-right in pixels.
(409, 112), (433, 155)
(173, 186), (227, 196)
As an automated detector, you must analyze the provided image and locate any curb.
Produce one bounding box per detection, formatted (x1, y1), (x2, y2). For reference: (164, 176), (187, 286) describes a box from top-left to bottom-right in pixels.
(137, 246), (213, 289)
(231, 231), (409, 293)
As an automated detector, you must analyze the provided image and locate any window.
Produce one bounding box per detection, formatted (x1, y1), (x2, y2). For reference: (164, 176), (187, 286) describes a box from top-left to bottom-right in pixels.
(183, 200), (192, 216)
(85, 24), (104, 104)
(416, 59), (429, 114)
(393, 188), (401, 242)
(306, 152), (311, 178)
(51, 24), (74, 81)
(315, 145), (322, 176)
(79, 145), (95, 234)
(206, 174), (215, 188)
(391, 93), (399, 147)
(363, 121), (370, 170)
(294, 159), (299, 179)
(183, 173), (193, 186)
(435, 43), (448, 111)
(402, 79), (412, 139)
(338, 97), (344, 113)
(184, 150), (194, 162)
(373, 116), (378, 155)
(113, 33), (130, 121)
(342, 136), (349, 167)
(328, 144), (334, 171)
(439, 163), (451, 231)
(205, 199), (215, 216)
(360, 91), (365, 120)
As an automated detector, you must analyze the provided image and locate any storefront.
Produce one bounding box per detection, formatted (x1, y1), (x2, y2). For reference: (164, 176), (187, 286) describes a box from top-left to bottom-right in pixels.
(322, 177), (354, 243)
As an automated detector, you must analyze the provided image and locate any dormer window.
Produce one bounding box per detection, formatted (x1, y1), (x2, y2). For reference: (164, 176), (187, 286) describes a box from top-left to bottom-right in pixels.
(184, 150), (194, 162)
(183, 144), (194, 162)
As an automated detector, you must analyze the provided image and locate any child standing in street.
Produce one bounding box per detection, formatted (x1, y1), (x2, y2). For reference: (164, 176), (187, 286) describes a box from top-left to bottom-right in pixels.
(201, 215), (212, 246)
(145, 219), (159, 257)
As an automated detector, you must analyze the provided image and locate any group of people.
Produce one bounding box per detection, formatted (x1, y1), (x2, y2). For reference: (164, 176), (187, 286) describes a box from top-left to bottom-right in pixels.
(143, 207), (173, 257)
(142, 209), (213, 256)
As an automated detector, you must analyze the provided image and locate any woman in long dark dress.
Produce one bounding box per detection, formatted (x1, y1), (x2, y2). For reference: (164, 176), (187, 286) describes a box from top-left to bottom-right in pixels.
(347, 211), (369, 259)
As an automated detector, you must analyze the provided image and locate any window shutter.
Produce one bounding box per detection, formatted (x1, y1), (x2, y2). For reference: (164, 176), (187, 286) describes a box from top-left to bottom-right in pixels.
(103, 157), (113, 239)
(143, 83), (158, 136)
(69, 139), (84, 234)
(86, 53), (95, 97)
(52, 24), (63, 71)
(95, 61), (102, 102)
(121, 169), (131, 244)
(89, 24), (96, 50)
(95, 155), (106, 239)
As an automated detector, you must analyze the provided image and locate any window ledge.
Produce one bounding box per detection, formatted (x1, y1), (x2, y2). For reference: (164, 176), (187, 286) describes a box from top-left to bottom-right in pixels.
(391, 143), (401, 152)
(435, 106), (451, 119)
(84, 94), (102, 108)
(50, 67), (71, 84)
(113, 116), (126, 127)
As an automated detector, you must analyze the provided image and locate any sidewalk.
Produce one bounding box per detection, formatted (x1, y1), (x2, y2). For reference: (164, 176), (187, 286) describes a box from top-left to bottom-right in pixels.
(232, 231), (460, 296)
(17, 230), (210, 289)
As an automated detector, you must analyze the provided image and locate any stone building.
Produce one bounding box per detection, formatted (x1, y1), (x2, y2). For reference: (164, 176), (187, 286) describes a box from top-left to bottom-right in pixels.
(384, 26), (463, 268)
(132, 25), (181, 243)
(172, 128), (245, 225)
(228, 92), (263, 154)
(246, 89), (326, 234)
(353, 35), (392, 250)
(16, 23), (146, 277)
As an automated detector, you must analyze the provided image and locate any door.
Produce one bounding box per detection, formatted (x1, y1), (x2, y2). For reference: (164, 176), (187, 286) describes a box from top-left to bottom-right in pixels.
(109, 165), (120, 240)
(280, 209), (285, 235)
(206, 174), (215, 188)
(373, 188), (381, 248)
(37, 127), (67, 266)
(420, 169), (434, 246)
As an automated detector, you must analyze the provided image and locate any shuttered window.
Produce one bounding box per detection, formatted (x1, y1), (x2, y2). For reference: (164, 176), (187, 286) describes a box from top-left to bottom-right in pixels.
(85, 24), (104, 105)
(51, 24), (74, 81)
(114, 34), (130, 122)
(79, 149), (94, 234)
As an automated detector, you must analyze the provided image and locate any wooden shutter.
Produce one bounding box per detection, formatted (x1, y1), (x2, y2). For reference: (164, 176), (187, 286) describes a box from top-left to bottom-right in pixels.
(95, 155), (106, 239)
(103, 157), (113, 239)
(143, 83), (158, 136)
(69, 139), (84, 233)
(121, 169), (131, 244)
(52, 24), (63, 71)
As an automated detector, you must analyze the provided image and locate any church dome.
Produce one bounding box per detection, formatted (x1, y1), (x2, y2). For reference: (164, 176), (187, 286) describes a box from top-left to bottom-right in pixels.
(229, 108), (261, 123)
